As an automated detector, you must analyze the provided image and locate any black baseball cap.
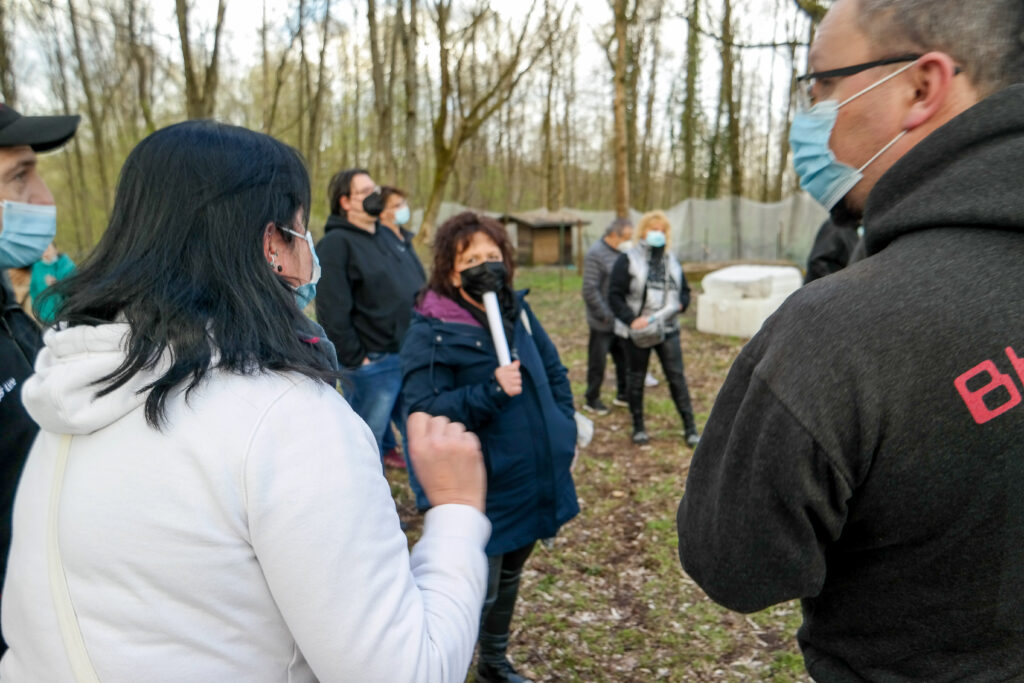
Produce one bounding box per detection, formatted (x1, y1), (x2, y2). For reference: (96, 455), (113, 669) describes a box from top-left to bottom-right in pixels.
(0, 103), (80, 153)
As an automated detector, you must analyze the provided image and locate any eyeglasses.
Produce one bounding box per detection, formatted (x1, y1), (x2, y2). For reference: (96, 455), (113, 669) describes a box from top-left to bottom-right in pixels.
(796, 54), (922, 110)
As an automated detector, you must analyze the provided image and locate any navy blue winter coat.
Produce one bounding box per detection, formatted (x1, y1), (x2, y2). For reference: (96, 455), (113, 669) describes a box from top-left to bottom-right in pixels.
(400, 290), (579, 556)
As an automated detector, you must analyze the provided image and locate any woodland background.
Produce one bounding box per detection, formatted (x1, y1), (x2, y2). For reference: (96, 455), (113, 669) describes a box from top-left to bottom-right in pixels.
(1, 0), (831, 256)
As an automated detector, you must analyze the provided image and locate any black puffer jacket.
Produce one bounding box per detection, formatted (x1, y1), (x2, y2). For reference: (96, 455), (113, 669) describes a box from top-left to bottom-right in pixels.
(0, 277), (43, 583)
(678, 84), (1024, 681)
(314, 215), (426, 368)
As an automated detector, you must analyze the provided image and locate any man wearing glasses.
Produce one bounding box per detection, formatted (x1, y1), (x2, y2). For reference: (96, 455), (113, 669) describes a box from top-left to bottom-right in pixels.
(316, 169), (426, 471)
(678, 0), (1024, 679)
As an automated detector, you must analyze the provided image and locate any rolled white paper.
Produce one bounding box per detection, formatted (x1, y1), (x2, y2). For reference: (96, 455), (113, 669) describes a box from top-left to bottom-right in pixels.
(482, 291), (512, 366)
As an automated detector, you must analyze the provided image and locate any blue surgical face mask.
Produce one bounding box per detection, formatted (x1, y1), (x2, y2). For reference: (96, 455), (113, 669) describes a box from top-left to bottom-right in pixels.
(790, 61), (916, 210)
(394, 205), (411, 226)
(645, 231), (666, 249)
(283, 227), (320, 310)
(0, 200), (57, 269)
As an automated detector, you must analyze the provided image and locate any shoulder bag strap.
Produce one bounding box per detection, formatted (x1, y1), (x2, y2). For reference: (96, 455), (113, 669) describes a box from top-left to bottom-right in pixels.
(48, 434), (101, 683)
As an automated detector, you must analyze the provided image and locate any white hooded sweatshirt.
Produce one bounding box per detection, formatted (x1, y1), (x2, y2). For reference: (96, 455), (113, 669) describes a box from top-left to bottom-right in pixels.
(1, 323), (489, 682)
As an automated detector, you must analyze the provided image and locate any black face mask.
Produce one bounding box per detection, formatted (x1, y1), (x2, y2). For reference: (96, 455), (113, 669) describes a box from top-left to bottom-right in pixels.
(458, 261), (508, 303)
(362, 190), (384, 217)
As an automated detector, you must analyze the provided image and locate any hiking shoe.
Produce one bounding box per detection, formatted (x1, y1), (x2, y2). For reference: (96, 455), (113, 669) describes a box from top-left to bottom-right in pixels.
(632, 429), (651, 445)
(382, 448), (407, 469)
(644, 372), (659, 387)
(582, 399), (610, 416)
(612, 396), (628, 408)
(685, 432), (701, 448)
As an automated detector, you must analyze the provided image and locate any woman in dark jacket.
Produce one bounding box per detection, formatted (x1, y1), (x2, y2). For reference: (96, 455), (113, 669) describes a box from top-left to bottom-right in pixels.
(401, 212), (578, 683)
(608, 210), (700, 448)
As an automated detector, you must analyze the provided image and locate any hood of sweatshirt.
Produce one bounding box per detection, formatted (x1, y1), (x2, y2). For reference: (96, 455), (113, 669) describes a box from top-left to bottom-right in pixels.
(21, 324), (170, 435)
(323, 213), (380, 235)
(863, 83), (1024, 256)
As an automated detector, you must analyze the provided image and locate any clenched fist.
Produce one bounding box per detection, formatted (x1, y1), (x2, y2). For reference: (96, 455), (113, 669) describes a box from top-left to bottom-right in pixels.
(405, 412), (486, 512)
(494, 360), (522, 396)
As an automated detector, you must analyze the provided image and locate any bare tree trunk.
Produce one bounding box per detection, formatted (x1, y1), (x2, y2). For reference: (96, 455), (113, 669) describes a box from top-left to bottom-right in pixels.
(705, 87), (725, 200)
(762, 1), (781, 202)
(637, 3), (662, 211)
(542, 41), (556, 210)
(0, 0), (16, 105)
(721, 0), (743, 258)
(352, 3), (362, 168)
(367, 0), (394, 177)
(265, 23), (300, 135)
(611, 0), (630, 218)
(561, 15), (578, 208)
(176, 0), (227, 119)
(416, 0), (545, 244)
(261, 0), (269, 128)
(67, 0), (112, 215)
(297, 0), (308, 152)
(126, 0), (156, 135)
(40, 1), (92, 247)
(306, 0), (333, 174)
(775, 39), (798, 200)
(681, 0), (700, 199)
(399, 0), (419, 196)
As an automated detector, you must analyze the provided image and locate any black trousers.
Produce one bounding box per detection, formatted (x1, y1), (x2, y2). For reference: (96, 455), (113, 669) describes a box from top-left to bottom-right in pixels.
(624, 331), (697, 434)
(479, 541), (536, 664)
(585, 329), (628, 403)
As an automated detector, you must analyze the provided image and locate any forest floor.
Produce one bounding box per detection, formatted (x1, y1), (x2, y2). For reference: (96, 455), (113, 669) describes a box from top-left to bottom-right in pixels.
(387, 267), (810, 683)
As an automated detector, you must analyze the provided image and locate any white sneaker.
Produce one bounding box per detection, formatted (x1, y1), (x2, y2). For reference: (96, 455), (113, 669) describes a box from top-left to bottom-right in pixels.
(644, 372), (659, 387)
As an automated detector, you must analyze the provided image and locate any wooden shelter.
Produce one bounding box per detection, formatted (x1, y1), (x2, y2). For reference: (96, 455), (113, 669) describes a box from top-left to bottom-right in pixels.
(498, 210), (590, 267)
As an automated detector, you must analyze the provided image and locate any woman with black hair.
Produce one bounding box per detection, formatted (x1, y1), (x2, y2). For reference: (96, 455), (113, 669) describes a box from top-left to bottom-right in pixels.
(1, 121), (489, 682)
(400, 212), (579, 683)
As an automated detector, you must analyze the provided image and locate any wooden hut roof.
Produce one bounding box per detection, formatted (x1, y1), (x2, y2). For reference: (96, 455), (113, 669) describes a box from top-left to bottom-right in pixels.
(497, 210), (590, 229)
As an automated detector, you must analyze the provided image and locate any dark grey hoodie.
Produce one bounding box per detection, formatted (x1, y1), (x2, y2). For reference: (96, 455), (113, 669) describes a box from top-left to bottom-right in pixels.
(677, 84), (1024, 681)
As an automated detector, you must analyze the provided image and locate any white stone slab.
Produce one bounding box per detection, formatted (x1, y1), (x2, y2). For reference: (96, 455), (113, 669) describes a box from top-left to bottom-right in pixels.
(700, 265), (803, 300)
(695, 265), (802, 338)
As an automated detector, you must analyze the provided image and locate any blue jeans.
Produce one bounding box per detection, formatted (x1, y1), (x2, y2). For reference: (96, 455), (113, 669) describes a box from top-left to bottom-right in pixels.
(346, 352), (428, 509)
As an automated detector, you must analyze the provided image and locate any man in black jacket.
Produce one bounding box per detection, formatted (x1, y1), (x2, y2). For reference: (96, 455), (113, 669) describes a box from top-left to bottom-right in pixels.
(677, 0), (1024, 679)
(315, 168), (426, 474)
(0, 103), (79, 653)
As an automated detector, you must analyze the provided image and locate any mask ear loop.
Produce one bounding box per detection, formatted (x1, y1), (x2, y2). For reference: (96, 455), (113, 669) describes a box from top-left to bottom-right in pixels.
(857, 129), (908, 172)
(836, 59), (917, 174)
(838, 59), (918, 107)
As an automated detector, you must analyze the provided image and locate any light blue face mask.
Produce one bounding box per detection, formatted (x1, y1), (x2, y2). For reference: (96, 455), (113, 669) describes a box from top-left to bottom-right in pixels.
(0, 200), (57, 269)
(790, 61), (916, 210)
(283, 227), (321, 310)
(394, 205), (411, 226)
(645, 231), (666, 249)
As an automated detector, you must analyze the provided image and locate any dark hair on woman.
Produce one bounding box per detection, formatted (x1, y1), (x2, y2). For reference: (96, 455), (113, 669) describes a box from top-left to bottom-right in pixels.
(50, 120), (335, 428)
(421, 211), (516, 303)
(326, 167), (370, 216)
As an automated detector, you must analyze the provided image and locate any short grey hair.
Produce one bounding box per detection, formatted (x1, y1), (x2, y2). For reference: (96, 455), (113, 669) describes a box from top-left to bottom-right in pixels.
(857, 0), (1024, 98)
(604, 217), (633, 238)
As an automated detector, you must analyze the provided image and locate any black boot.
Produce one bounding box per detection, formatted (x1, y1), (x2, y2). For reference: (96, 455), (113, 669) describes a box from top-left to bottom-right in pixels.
(479, 546), (535, 683)
(626, 361), (649, 445)
(476, 657), (533, 683)
(631, 414), (650, 445)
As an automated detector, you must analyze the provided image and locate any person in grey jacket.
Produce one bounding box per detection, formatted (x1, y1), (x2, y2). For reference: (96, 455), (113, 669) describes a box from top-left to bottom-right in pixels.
(581, 217), (633, 414)
(608, 211), (699, 447)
